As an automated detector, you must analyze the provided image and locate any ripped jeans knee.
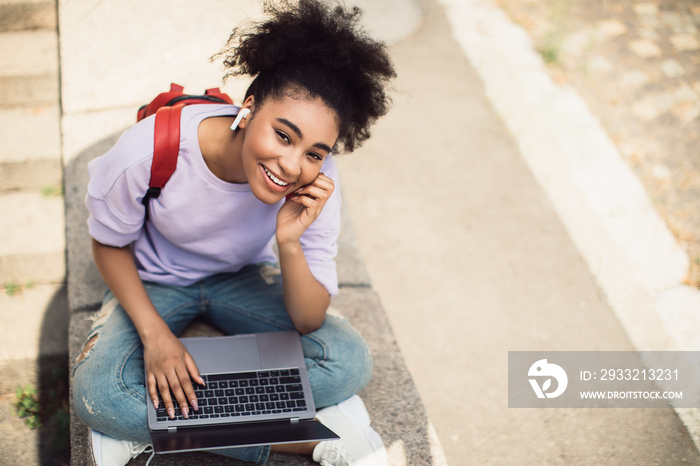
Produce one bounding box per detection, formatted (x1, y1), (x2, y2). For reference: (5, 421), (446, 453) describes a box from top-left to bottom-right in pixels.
(71, 295), (152, 442)
(76, 333), (99, 365)
(74, 296), (119, 367)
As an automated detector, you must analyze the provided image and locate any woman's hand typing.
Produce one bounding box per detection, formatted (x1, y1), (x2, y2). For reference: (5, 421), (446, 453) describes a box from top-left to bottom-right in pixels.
(143, 328), (204, 419)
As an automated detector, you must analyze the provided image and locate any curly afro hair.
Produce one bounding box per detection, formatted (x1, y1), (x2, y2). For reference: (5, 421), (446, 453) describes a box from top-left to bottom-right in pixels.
(219, 0), (396, 153)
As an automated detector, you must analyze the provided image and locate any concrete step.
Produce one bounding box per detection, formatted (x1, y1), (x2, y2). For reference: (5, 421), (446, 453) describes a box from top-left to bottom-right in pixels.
(0, 30), (58, 75)
(0, 190), (65, 287)
(0, 73), (58, 107)
(0, 283), (68, 391)
(0, 283), (67, 361)
(0, 283), (68, 463)
(0, 392), (43, 465)
(0, 29), (59, 108)
(0, 157), (62, 191)
(0, 0), (56, 33)
(0, 353), (70, 466)
(0, 106), (62, 190)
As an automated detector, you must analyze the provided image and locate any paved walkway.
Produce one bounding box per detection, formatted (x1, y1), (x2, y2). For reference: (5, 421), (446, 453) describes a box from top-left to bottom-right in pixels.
(1, 0), (699, 464)
(340, 0), (700, 463)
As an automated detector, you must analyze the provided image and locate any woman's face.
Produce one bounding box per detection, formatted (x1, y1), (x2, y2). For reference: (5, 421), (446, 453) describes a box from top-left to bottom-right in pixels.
(237, 94), (340, 205)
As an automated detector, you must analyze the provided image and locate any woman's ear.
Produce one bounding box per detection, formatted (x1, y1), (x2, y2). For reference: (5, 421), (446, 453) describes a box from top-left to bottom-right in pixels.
(235, 95), (255, 130)
(230, 108), (250, 130)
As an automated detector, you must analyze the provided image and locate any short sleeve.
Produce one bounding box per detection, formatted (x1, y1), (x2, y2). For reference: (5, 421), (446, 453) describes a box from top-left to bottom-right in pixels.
(85, 119), (155, 247)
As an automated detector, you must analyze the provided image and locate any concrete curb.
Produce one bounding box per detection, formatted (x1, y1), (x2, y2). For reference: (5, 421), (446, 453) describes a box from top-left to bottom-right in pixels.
(440, 0), (700, 446)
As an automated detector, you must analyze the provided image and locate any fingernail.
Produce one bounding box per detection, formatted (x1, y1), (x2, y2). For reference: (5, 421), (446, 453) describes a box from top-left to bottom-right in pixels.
(153, 399), (159, 409)
(167, 407), (174, 419)
(191, 399), (199, 411)
(182, 407), (189, 419)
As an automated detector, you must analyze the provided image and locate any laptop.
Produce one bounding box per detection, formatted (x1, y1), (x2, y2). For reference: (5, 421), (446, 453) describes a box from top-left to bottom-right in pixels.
(145, 330), (340, 454)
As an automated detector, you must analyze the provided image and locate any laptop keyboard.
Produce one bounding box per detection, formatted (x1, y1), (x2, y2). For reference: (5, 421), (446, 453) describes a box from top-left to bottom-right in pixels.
(155, 368), (308, 423)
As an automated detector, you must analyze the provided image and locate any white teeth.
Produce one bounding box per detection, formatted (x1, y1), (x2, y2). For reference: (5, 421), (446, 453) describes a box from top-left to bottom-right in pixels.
(263, 166), (289, 186)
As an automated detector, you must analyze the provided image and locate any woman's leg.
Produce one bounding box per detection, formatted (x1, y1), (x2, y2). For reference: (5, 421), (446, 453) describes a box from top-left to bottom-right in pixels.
(72, 280), (275, 465)
(72, 283), (202, 443)
(204, 264), (374, 409)
(300, 313), (374, 409)
(72, 265), (372, 465)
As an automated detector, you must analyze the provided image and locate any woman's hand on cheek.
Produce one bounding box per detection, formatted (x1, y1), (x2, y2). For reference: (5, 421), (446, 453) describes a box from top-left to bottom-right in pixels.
(276, 173), (334, 245)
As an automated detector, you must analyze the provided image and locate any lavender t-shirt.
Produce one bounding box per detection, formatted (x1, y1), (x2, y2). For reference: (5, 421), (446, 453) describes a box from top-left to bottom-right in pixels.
(86, 105), (340, 295)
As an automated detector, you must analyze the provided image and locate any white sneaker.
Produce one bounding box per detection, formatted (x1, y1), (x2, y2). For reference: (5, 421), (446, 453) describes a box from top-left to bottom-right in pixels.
(313, 395), (388, 466)
(89, 428), (154, 466)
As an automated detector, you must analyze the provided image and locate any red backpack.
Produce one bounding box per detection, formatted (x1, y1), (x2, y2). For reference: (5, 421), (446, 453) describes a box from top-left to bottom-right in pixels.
(138, 83), (234, 220)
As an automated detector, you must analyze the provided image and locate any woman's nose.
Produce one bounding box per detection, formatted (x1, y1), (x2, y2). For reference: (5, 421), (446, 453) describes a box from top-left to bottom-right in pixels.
(278, 152), (302, 178)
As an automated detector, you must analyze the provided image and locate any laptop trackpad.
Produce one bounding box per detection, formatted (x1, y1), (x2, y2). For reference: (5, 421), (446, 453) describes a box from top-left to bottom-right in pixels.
(150, 420), (339, 454)
(181, 335), (262, 373)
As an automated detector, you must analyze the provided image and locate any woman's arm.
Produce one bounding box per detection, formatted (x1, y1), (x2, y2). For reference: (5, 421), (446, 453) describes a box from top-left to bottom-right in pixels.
(91, 239), (204, 419)
(277, 241), (331, 334)
(276, 173), (335, 333)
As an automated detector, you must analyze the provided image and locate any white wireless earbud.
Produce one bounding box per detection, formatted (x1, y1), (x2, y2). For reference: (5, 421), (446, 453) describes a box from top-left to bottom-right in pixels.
(230, 108), (251, 130)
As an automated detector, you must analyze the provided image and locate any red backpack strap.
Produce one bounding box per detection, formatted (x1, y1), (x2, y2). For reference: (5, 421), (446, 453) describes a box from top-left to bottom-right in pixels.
(137, 83), (185, 121)
(137, 84), (234, 121)
(204, 87), (234, 105)
(142, 104), (183, 221)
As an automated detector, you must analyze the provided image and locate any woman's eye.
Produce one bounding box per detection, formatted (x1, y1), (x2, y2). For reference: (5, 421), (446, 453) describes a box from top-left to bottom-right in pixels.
(308, 152), (323, 161)
(275, 130), (290, 143)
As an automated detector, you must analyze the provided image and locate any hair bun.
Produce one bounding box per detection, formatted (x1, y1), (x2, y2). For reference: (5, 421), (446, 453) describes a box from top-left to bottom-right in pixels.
(218, 0), (396, 152)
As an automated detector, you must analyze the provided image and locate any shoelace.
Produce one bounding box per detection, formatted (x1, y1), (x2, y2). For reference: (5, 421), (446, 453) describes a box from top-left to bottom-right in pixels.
(143, 447), (155, 466)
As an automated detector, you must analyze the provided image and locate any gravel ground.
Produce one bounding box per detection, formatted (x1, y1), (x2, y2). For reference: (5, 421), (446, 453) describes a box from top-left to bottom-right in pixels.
(495, 0), (700, 287)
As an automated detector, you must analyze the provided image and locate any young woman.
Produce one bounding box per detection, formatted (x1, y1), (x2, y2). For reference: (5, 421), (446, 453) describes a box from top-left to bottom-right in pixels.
(71, 1), (396, 465)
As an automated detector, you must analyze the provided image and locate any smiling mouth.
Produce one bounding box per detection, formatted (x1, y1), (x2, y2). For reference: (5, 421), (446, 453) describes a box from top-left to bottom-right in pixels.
(262, 166), (289, 187)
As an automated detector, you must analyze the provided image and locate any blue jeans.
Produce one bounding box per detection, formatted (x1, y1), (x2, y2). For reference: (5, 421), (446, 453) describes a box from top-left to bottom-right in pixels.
(72, 264), (373, 464)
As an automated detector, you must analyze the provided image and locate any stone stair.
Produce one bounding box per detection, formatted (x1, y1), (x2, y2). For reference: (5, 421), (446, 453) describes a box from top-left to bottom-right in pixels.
(0, 1), (69, 463)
